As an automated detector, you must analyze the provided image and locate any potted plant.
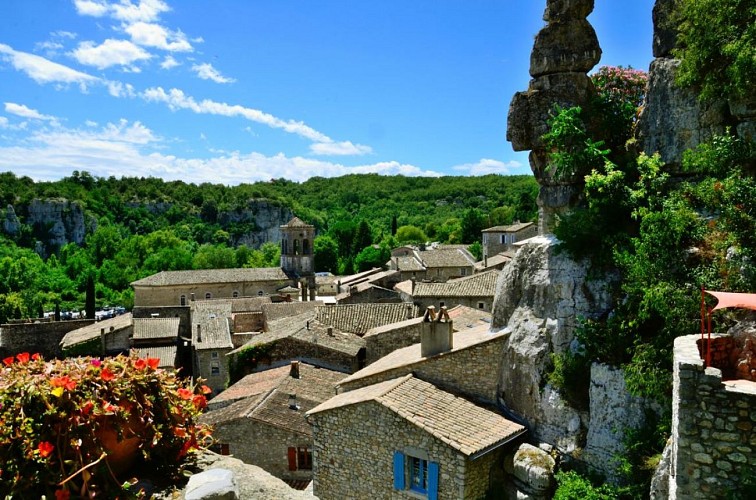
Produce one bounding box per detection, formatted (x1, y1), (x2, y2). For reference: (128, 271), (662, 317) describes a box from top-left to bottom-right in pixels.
(0, 352), (212, 498)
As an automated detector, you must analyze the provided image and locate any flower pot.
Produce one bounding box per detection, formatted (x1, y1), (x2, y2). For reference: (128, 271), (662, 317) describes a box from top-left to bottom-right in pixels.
(96, 416), (143, 476)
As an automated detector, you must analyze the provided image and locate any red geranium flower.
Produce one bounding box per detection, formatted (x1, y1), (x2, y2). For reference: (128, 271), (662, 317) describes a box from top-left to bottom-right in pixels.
(200, 385), (212, 395)
(38, 441), (54, 458)
(3, 356), (14, 366)
(100, 368), (115, 381)
(16, 352), (30, 364)
(51, 376), (77, 391)
(192, 394), (207, 409)
(177, 388), (192, 400)
(32, 353), (41, 361)
(134, 359), (146, 370)
(146, 357), (160, 369)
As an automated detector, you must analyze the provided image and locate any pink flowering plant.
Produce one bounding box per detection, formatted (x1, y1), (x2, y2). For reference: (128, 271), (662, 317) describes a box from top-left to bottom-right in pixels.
(590, 66), (649, 155)
(0, 353), (212, 497)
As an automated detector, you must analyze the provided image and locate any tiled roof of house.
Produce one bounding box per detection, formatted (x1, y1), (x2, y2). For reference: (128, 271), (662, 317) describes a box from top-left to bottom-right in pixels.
(418, 248), (475, 268)
(131, 267), (289, 287)
(202, 363), (346, 435)
(338, 324), (504, 387)
(308, 375), (525, 457)
(411, 270), (499, 298)
(60, 313), (132, 349)
(193, 317), (233, 350)
(363, 316), (423, 338)
(236, 311), (364, 357)
(132, 317), (179, 340)
(130, 345), (177, 369)
(334, 283), (398, 302)
(481, 222), (535, 233)
(339, 267), (384, 287)
(192, 300), (233, 319)
(282, 216), (313, 228)
(316, 303), (418, 336)
(230, 296), (271, 313)
(208, 364), (291, 409)
(261, 301), (323, 323)
(447, 305), (492, 330)
(475, 251), (515, 271)
(393, 256), (425, 272)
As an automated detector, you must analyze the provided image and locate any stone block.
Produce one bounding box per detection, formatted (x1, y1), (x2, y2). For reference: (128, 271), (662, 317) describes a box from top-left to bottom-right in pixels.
(512, 444), (556, 493)
(530, 20), (601, 77)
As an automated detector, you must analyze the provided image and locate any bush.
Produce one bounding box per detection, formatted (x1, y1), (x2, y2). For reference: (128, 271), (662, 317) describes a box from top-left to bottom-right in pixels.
(0, 353), (211, 497)
(554, 470), (619, 500)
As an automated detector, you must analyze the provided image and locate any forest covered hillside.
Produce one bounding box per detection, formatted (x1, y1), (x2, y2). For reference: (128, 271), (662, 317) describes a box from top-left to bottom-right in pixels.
(0, 171), (538, 320)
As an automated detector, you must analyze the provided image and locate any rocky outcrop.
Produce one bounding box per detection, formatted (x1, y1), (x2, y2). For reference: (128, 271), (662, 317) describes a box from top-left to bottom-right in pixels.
(492, 236), (615, 448)
(507, 0), (601, 234)
(3, 205), (20, 235)
(217, 200), (293, 248)
(505, 443), (556, 500)
(12, 199), (96, 255)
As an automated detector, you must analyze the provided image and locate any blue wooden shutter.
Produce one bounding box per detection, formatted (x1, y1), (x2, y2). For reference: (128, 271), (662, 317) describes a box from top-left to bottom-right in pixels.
(393, 451), (405, 490)
(428, 461), (439, 500)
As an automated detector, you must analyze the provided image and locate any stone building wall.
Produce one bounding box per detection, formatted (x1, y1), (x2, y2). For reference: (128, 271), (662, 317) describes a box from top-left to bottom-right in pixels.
(669, 334), (756, 499)
(248, 338), (360, 374)
(0, 319), (94, 358)
(339, 335), (506, 404)
(212, 419), (313, 483)
(364, 319), (423, 365)
(309, 400), (496, 500)
(413, 296), (493, 315)
(337, 286), (401, 305)
(233, 312), (264, 333)
(134, 280), (291, 308)
(196, 348), (232, 396)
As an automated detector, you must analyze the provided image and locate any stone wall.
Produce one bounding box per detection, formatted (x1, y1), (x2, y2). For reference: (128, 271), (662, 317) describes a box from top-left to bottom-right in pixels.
(196, 348), (232, 396)
(339, 334), (506, 405)
(364, 318), (423, 365)
(212, 418), (313, 483)
(233, 312), (264, 333)
(337, 286), (401, 305)
(0, 319), (95, 358)
(134, 280), (292, 308)
(248, 337), (360, 374)
(309, 400), (497, 500)
(669, 334), (755, 499)
(413, 296), (493, 315)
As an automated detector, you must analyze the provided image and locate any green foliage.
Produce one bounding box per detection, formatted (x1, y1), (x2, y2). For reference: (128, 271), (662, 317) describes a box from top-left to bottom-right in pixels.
(546, 349), (591, 410)
(314, 235), (339, 274)
(228, 344), (274, 384)
(395, 225), (428, 244)
(354, 244), (390, 273)
(554, 471), (619, 500)
(674, 0), (755, 101)
(461, 208), (487, 244)
(468, 241), (483, 261)
(613, 410), (669, 498)
(543, 106), (610, 182)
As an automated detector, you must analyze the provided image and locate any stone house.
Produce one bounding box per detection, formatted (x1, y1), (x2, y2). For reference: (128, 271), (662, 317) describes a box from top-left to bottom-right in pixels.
(334, 283), (401, 305)
(59, 314), (131, 357)
(363, 305), (491, 365)
(129, 317), (181, 369)
(228, 311), (366, 376)
(481, 222), (537, 258)
(395, 270), (500, 313)
(314, 303), (419, 336)
(191, 300), (234, 396)
(306, 374), (526, 500)
(474, 249), (516, 273)
(388, 247), (477, 282)
(131, 267), (294, 307)
(201, 361), (347, 485)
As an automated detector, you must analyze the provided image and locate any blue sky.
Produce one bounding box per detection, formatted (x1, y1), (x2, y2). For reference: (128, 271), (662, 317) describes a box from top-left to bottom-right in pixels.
(0, 0), (655, 185)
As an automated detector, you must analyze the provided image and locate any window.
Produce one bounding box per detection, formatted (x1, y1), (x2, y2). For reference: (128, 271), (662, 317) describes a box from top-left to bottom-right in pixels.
(393, 451), (439, 499)
(180, 295), (186, 306)
(500, 234), (506, 244)
(258, 290), (264, 296)
(211, 361), (220, 375)
(288, 446), (312, 471)
(302, 238), (310, 255)
(460, 268), (467, 276)
(205, 292), (212, 299)
(211, 351), (219, 359)
(409, 456), (428, 493)
(478, 302), (485, 310)
(232, 290), (239, 298)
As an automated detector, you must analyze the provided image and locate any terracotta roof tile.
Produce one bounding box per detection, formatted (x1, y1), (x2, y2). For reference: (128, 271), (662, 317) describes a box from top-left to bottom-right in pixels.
(130, 345), (177, 369)
(418, 248), (475, 268)
(262, 301), (323, 323)
(315, 303), (418, 336)
(60, 313), (132, 348)
(481, 222), (535, 233)
(132, 317), (179, 340)
(411, 270), (499, 298)
(131, 267), (289, 287)
(308, 375), (525, 456)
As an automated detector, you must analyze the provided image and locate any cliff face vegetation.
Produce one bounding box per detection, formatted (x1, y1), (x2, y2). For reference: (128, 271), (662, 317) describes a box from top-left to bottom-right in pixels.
(500, 0), (755, 496)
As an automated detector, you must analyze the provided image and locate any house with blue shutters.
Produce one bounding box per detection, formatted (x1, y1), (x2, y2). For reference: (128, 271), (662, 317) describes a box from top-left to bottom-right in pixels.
(306, 374), (526, 499)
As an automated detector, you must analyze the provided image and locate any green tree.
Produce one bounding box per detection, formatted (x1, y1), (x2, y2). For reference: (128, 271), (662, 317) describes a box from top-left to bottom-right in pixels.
(314, 236), (339, 274)
(0, 292), (25, 323)
(674, 0), (755, 100)
(354, 244), (390, 272)
(193, 244), (237, 269)
(354, 220), (373, 252)
(461, 208), (486, 244)
(395, 225), (427, 244)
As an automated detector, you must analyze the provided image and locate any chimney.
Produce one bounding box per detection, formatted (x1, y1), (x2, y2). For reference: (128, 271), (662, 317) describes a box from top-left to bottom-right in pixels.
(288, 393), (299, 410)
(290, 360), (300, 378)
(327, 327), (334, 336)
(306, 320), (310, 330)
(196, 324), (202, 342)
(421, 306), (453, 357)
(484, 253), (488, 268)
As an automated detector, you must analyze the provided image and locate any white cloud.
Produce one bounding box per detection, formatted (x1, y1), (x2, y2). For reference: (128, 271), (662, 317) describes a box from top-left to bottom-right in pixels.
(73, 0), (110, 17)
(191, 63), (235, 84)
(0, 120), (441, 185)
(160, 55), (179, 69)
(141, 86), (331, 142)
(54, 31), (78, 40)
(105, 80), (136, 97)
(310, 140), (372, 156)
(85, 120), (98, 127)
(0, 117), (8, 129)
(74, 0), (170, 23)
(451, 158), (524, 176)
(125, 22), (192, 52)
(4, 103), (57, 122)
(72, 38), (152, 69)
(0, 43), (98, 89)
(35, 41), (64, 52)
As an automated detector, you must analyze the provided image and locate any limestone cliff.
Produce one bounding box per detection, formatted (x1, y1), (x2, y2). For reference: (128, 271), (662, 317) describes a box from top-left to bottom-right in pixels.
(217, 200), (294, 247)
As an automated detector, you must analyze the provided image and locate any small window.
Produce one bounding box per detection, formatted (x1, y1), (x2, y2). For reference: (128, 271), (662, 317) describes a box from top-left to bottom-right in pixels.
(288, 446), (312, 471)
(180, 295), (186, 306)
(211, 361), (220, 375)
(409, 456), (428, 494)
(211, 351), (219, 359)
(258, 290), (264, 296)
(232, 291), (239, 298)
(205, 292), (212, 300)
(478, 302), (485, 310)
(460, 268), (467, 276)
(500, 234), (506, 244)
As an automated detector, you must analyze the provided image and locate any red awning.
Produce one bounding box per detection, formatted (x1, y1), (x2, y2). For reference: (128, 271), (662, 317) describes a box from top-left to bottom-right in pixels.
(705, 291), (756, 311)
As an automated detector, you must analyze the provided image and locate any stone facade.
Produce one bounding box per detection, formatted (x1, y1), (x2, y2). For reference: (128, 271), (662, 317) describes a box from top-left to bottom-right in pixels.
(339, 329), (506, 405)
(280, 217), (315, 277)
(310, 400), (474, 500)
(232, 312), (264, 333)
(482, 222), (537, 258)
(668, 334), (756, 499)
(0, 319), (94, 358)
(364, 318), (423, 365)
